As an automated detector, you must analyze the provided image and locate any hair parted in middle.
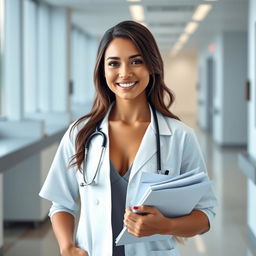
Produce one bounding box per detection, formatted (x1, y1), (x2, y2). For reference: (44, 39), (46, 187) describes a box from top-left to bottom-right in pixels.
(70, 20), (179, 170)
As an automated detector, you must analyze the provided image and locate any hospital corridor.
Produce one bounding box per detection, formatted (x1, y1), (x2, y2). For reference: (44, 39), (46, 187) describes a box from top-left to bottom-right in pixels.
(1, 0), (256, 256)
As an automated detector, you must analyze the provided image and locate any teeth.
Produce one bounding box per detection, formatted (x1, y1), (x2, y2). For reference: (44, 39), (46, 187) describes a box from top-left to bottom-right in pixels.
(118, 82), (136, 88)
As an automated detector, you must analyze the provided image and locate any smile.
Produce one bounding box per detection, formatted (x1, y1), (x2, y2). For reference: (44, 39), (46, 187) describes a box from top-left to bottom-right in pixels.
(117, 82), (137, 88)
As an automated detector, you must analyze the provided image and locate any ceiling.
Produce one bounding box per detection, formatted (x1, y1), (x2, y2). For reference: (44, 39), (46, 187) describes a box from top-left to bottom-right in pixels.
(43, 0), (248, 55)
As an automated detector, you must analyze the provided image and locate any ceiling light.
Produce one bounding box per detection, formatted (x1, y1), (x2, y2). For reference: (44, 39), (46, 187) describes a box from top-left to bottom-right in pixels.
(170, 42), (183, 57)
(178, 33), (189, 44)
(173, 42), (183, 51)
(192, 4), (212, 21)
(127, 0), (141, 2)
(184, 22), (198, 34)
(129, 5), (144, 22)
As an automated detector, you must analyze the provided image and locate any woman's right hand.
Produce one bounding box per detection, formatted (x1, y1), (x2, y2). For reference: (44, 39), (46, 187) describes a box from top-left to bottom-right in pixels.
(61, 245), (89, 256)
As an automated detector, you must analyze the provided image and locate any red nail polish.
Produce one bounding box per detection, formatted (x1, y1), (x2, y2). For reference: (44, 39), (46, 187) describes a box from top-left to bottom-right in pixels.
(133, 206), (139, 210)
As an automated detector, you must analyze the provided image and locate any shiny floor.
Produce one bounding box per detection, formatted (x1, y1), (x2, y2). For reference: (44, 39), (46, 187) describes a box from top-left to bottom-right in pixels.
(3, 114), (256, 256)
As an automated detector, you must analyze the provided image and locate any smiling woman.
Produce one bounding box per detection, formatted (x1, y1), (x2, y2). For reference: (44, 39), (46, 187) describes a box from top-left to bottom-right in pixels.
(39, 20), (217, 256)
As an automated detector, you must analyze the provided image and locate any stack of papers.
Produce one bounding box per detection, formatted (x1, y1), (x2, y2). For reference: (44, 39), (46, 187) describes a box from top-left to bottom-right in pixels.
(115, 169), (211, 246)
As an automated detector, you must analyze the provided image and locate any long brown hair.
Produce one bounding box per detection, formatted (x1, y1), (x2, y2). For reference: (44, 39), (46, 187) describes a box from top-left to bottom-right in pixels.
(70, 20), (179, 170)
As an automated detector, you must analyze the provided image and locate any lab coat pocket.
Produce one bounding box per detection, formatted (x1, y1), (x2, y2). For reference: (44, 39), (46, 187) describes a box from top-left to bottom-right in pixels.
(149, 248), (176, 256)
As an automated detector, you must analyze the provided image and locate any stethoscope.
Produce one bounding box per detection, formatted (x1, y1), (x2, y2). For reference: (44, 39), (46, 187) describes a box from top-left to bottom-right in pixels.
(79, 104), (169, 187)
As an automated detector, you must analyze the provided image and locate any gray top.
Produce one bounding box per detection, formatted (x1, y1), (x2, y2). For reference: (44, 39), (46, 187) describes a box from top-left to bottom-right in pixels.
(110, 160), (131, 256)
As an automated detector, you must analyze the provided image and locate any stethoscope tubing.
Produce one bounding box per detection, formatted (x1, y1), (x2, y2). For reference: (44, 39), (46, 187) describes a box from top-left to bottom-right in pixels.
(80, 103), (167, 187)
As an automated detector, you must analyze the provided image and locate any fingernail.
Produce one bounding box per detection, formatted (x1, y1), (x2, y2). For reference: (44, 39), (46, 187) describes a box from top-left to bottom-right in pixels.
(133, 206), (139, 210)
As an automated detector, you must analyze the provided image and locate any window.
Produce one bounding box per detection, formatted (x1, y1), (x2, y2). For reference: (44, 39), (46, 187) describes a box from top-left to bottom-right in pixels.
(23, 0), (38, 114)
(72, 29), (87, 105)
(38, 2), (50, 112)
(71, 27), (96, 117)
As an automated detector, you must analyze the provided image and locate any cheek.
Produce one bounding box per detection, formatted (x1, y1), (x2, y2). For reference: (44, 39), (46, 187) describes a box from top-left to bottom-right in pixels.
(140, 71), (150, 84)
(104, 71), (115, 86)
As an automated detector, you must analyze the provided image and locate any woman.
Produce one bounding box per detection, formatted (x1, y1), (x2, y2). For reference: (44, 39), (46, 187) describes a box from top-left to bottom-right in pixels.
(39, 20), (217, 256)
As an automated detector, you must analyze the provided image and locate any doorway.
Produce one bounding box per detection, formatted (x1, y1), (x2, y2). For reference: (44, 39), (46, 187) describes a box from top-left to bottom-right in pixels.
(206, 57), (215, 134)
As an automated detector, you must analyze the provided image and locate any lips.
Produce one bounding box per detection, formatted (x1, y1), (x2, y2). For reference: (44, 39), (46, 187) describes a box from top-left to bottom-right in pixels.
(116, 81), (137, 88)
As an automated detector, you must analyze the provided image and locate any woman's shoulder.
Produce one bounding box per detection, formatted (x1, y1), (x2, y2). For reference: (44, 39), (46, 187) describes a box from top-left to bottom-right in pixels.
(161, 114), (194, 136)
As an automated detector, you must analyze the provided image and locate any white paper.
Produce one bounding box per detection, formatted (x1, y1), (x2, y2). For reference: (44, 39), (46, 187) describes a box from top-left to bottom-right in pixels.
(115, 170), (211, 246)
(132, 168), (200, 206)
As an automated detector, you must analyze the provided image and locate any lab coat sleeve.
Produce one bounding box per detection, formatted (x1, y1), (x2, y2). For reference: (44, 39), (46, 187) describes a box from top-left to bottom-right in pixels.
(180, 128), (217, 229)
(39, 125), (80, 217)
(49, 202), (77, 218)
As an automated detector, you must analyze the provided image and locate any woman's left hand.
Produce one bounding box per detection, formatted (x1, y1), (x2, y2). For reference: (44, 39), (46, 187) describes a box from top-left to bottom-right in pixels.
(123, 206), (170, 237)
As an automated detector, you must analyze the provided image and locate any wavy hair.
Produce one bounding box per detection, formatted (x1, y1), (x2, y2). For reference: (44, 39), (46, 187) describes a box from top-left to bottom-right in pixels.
(70, 20), (179, 170)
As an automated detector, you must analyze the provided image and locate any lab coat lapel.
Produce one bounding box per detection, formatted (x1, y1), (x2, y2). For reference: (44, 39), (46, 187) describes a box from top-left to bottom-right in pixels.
(129, 106), (172, 181)
(129, 125), (157, 181)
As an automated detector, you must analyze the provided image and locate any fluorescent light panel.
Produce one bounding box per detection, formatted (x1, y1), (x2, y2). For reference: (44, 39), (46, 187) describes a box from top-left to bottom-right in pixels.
(129, 5), (144, 22)
(127, 0), (141, 2)
(178, 33), (189, 44)
(185, 22), (198, 34)
(173, 42), (183, 52)
(193, 4), (212, 21)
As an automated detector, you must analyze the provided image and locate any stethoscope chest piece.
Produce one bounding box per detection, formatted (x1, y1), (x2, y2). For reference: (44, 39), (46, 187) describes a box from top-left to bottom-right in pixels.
(158, 170), (170, 175)
(80, 181), (96, 187)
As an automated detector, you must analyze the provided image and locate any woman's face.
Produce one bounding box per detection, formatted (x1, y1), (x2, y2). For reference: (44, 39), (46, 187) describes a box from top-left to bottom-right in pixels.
(104, 37), (150, 101)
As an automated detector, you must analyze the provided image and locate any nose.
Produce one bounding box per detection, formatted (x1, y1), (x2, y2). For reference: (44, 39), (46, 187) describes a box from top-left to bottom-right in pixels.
(119, 64), (132, 79)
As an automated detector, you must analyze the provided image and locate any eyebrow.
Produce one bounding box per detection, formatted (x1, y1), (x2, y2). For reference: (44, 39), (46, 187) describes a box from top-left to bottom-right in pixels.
(106, 54), (142, 60)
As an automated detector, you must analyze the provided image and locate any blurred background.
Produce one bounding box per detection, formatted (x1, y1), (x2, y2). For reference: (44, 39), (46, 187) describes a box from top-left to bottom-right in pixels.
(0, 0), (256, 255)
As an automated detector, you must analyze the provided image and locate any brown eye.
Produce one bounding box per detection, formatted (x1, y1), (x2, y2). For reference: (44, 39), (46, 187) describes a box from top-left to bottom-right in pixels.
(131, 59), (143, 65)
(108, 61), (120, 67)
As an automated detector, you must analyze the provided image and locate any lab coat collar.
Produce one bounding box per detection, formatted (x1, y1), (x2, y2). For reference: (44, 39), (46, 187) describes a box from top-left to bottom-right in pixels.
(149, 105), (172, 136)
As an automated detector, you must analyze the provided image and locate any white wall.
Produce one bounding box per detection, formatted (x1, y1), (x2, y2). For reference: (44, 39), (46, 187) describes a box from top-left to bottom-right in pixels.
(222, 31), (247, 145)
(213, 35), (223, 144)
(247, 0), (256, 241)
(248, 0), (256, 158)
(198, 31), (247, 146)
(164, 51), (197, 117)
(198, 48), (211, 130)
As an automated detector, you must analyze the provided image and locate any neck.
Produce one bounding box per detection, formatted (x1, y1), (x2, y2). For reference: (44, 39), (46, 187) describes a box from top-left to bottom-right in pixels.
(110, 96), (150, 123)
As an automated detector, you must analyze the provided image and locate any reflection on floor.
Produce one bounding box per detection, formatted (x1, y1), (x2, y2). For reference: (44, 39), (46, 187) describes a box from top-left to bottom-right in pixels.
(3, 114), (256, 256)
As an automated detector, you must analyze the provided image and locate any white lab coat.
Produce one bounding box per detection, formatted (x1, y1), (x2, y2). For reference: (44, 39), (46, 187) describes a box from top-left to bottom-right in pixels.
(39, 105), (217, 256)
